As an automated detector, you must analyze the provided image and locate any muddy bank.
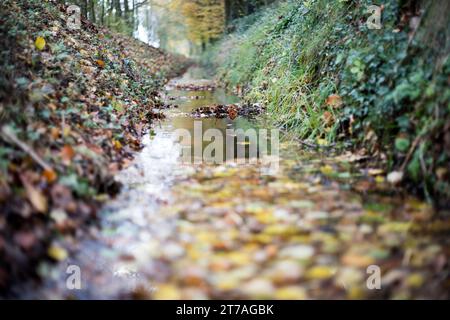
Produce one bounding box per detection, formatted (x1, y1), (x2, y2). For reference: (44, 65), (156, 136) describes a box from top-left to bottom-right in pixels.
(0, 0), (190, 294)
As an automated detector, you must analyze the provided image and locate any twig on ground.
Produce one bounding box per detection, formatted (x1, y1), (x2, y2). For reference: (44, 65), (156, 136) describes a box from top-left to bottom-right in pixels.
(0, 125), (52, 171)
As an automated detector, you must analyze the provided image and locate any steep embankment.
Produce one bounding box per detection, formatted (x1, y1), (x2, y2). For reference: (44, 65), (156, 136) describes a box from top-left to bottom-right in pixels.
(0, 0), (189, 292)
(212, 0), (450, 205)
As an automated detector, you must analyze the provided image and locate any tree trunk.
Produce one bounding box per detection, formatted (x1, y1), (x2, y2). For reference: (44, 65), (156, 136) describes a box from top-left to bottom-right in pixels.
(224, 0), (232, 26)
(114, 0), (122, 18)
(80, 0), (88, 18)
(89, 0), (96, 23)
(100, 0), (105, 24)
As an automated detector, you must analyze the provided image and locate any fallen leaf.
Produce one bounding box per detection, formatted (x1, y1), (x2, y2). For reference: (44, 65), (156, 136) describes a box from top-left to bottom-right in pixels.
(275, 286), (307, 300)
(375, 176), (385, 184)
(96, 59), (105, 68)
(50, 127), (60, 139)
(305, 266), (335, 280)
(228, 106), (238, 120)
(81, 66), (96, 75)
(342, 253), (375, 267)
(60, 145), (75, 165)
(323, 111), (334, 125)
(326, 94), (343, 108)
(320, 165), (334, 175)
(20, 175), (48, 213)
(406, 273), (424, 288)
(42, 168), (58, 183)
(368, 168), (384, 176)
(47, 245), (68, 261)
(153, 284), (181, 300)
(62, 126), (71, 137)
(35, 36), (46, 51)
(113, 139), (123, 150)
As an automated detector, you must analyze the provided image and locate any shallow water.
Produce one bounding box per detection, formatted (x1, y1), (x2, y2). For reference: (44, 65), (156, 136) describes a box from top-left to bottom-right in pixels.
(22, 68), (449, 300)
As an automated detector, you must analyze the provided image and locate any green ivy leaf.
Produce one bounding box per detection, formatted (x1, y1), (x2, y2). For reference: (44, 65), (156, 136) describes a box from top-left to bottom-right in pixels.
(395, 137), (410, 153)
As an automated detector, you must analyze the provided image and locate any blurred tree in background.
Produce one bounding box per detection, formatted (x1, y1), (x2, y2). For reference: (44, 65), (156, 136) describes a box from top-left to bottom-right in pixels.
(60, 0), (277, 52)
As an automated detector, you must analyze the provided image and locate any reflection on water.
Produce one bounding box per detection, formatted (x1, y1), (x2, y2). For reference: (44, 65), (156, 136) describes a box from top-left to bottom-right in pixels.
(156, 69), (275, 165)
(23, 68), (272, 299)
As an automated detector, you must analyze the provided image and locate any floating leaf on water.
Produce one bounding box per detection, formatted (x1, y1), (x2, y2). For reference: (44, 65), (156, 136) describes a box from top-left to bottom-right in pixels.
(279, 245), (314, 260)
(153, 284), (182, 300)
(275, 286), (307, 300)
(240, 279), (274, 298)
(378, 222), (411, 233)
(305, 211), (329, 220)
(406, 273), (424, 288)
(359, 211), (385, 224)
(290, 200), (314, 209)
(305, 266), (335, 280)
(342, 253), (375, 267)
(347, 286), (366, 300)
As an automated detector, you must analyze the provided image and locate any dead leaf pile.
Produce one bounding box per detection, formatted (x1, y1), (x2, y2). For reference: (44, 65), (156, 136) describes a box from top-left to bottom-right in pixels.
(0, 0), (190, 293)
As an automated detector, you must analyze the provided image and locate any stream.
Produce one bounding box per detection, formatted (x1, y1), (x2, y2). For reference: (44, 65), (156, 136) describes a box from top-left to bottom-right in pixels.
(20, 67), (449, 299)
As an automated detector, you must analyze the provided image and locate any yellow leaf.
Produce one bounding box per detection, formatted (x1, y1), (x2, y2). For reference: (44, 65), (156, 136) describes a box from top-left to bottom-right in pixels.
(113, 139), (123, 150)
(275, 287), (307, 300)
(35, 36), (46, 51)
(96, 59), (105, 68)
(375, 176), (385, 184)
(320, 165), (334, 175)
(63, 126), (71, 137)
(316, 138), (328, 146)
(153, 284), (181, 300)
(348, 286), (365, 300)
(306, 266), (335, 280)
(406, 273), (424, 288)
(264, 225), (298, 236)
(48, 245), (68, 261)
(255, 211), (276, 224)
